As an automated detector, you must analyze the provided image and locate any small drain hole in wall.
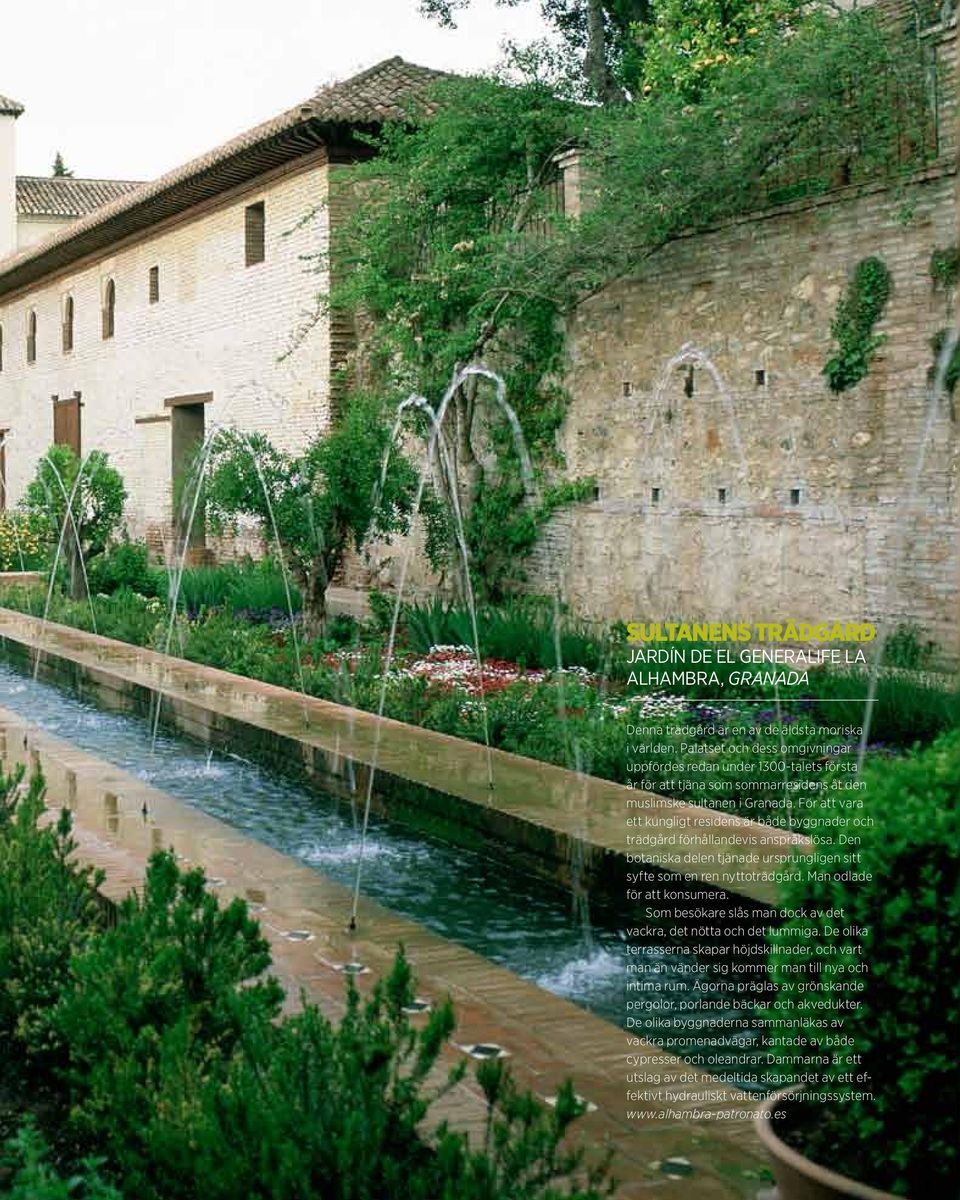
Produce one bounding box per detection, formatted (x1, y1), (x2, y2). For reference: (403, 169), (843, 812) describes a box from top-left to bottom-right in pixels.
(403, 998), (432, 1015)
(463, 1043), (509, 1060)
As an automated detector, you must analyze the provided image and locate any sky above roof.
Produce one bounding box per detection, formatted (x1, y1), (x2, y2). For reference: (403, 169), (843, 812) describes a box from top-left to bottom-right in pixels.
(4, 0), (550, 181)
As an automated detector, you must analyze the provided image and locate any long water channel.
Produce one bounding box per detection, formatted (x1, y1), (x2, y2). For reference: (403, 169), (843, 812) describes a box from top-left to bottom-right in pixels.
(0, 655), (772, 1091)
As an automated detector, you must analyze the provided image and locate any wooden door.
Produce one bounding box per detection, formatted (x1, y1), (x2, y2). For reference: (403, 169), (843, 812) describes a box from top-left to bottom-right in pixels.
(52, 393), (82, 457)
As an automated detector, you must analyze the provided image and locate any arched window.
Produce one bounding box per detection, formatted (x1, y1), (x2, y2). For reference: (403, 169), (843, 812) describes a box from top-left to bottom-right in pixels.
(101, 278), (115, 340)
(62, 294), (74, 353)
(26, 310), (37, 364)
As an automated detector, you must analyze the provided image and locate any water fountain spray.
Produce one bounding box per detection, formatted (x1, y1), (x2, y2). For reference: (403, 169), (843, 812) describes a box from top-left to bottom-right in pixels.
(856, 321), (960, 769)
(347, 365), (537, 933)
(149, 420), (310, 753)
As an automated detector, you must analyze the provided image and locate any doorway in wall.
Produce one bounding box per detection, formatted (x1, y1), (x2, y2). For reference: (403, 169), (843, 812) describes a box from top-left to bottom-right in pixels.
(166, 392), (212, 561)
(0, 428), (7, 511)
(52, 392), (82, 456)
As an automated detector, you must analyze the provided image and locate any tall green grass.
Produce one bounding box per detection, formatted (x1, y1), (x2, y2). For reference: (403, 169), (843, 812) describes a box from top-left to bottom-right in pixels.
(397, 596), (620, 674)
(171, 559), (301, 617)
(808, 668), (960, 748)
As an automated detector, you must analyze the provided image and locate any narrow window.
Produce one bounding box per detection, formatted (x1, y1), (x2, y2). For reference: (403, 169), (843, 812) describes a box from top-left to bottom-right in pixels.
(755, 368), (767, 387)
(149, 265), (160, 304)
(717, 487), (727, 504)
(62, 295), (74, 354)
(790, 487), (801, 505)
(651, 487), (661, 503)
(102, 279), (115, 339)
(592, 484), (601, 501)
(26, 310), (36, 364)
(245, 201), (265, 266)
(622, 381), (632, 398)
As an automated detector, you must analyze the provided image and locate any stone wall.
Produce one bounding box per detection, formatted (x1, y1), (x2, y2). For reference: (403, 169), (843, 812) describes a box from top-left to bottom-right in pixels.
(527, 154), (960, 649)
(0, 155), (332, 554)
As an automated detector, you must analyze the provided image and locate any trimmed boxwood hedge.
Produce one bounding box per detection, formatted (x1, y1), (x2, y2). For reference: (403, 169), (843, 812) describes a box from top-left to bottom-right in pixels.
(764, 729), (960, 1196)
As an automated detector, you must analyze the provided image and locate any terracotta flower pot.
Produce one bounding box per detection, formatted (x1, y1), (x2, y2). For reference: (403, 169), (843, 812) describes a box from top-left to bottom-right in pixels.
(755, 1088), (905, 1200)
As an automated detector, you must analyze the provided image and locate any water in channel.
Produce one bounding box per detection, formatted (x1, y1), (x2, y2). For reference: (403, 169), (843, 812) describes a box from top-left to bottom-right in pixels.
(0, 655), (771, 1091)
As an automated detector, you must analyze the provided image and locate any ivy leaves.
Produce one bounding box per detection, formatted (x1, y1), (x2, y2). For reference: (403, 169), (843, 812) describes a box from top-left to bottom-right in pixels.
(822, 257), (892, 394)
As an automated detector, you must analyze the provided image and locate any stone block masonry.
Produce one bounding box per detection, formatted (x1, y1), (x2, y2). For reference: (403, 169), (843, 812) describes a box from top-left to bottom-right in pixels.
(526, 148), (960, 651)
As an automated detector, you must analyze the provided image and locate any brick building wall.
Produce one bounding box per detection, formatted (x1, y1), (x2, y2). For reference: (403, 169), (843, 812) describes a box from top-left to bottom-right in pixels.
(0, 156), (331, 553)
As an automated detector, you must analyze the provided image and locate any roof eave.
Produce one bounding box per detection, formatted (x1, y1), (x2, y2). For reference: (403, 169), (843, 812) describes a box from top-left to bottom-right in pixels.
(0, 116), (340, 300)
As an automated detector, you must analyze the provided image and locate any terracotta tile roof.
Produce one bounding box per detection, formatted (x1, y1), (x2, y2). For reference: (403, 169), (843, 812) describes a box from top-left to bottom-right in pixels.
(16, 176), (144, 218)
(0, 94), (23, 116)
(0, 57), (449, 296)
(310, 56), (451, 122)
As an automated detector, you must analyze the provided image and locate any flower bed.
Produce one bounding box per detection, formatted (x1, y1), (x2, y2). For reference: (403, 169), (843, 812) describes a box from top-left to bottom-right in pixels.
(0, 582), (956, 827)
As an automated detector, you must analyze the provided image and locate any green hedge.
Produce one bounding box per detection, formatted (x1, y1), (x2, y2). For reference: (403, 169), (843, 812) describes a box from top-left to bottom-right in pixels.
(764, 729), (960, 1195)
(0, 764), (609, 1200)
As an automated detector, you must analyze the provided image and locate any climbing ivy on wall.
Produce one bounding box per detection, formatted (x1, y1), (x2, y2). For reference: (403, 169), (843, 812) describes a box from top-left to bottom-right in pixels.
(929, 245), (960, 291)
(322, 4), (930, 597)
(822, 257), (892, 394)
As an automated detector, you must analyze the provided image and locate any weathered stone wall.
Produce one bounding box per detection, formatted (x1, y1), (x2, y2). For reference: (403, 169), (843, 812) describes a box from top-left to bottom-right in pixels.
(0, 156), (332, 554)
(525, 154), (960, 649)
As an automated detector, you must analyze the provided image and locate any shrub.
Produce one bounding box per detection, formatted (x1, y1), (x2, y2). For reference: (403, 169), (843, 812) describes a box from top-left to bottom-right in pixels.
(809, 668), (960, 748)
(881, 623), (937, 671)
(327, 612), (361, 646)
(0, 776), (608, 1200)
(367, 587), (397, 636)
(20, 445), (126, 600)
(0, 582), (57, 619)
(0, 764), (103, 1068)
(400, 596), (617, 675)
(2, 1121), (121, 1200)
(169, 612), (294, 684)
(169, 559), (302, 620)
(168, 563), (238, 613)
(224, 557), (301, 619)
(0, 513), (46, 572)
(52, 852), (284, 1151)
(764, 729), (960, 1195)
(102, 947), (611, 1200)
(87, 538), (165, 598)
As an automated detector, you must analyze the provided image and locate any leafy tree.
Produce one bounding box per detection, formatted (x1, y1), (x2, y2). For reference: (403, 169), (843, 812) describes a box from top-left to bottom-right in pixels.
(51, 152), (73, 178)
(21, 445), (126, 600)
(200, 396), (440, 636)
(639, 0), (811, 99)
(331, 74), (590, 598)
(330, 6), (929, 598)
(419, 0), (651, 102)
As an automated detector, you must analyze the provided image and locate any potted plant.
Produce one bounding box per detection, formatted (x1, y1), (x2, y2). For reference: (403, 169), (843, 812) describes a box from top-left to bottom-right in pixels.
(755, 727), (960, 1198)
